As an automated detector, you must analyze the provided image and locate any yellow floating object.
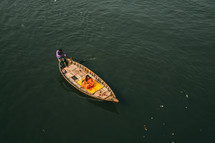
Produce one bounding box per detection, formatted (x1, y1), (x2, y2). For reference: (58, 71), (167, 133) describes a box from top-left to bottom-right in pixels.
(144, 125), (148, 131)
(77, 78), (103, 94)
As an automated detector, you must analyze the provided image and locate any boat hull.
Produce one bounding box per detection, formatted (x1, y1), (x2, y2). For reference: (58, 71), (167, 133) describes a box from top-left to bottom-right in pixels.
(58, 58), (119, 103)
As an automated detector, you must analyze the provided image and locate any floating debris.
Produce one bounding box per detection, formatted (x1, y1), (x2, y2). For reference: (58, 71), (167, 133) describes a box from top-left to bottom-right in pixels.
(172, 142), (175, 143)
(186, 94), (189, 98)
(160, 105), (164, 108)
(41, 129), (46, 133)
(142, 135), (146, 138)
(54, 0), (56, 2)
(151, 117), (154, 120)
(172, 132), (175, 136)
(185, 106), (188, 109)
(163, 122), (165, 126)
(144, 125), (148, 131)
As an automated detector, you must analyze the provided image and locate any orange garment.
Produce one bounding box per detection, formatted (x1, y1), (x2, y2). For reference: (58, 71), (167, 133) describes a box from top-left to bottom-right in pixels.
(88, 78), (94, 87)
(82, 77), (94, 90)
(82, 80), (89, 89)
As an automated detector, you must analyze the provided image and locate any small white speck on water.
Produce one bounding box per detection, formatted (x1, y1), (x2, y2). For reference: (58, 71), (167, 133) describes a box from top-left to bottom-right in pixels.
(142, 136), (145, 138)
(172, 142), (175, 143)
(185, 106), (188, 109)
(41, 129), (46, 133)
(186, 94), (189, 98)
(160, 105), (164, 108)
(172, 132), (175, 136)
(163, 122), (165, 126)
(54, 0), (56, 2)
(151, 117), (154, 120)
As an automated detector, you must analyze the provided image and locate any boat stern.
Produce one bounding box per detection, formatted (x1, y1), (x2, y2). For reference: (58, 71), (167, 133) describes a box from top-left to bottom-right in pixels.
(112, 97), (119, 103)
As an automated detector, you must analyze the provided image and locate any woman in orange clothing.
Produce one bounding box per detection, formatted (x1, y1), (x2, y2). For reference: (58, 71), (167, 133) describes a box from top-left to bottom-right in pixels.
(82, 75), (94, 90)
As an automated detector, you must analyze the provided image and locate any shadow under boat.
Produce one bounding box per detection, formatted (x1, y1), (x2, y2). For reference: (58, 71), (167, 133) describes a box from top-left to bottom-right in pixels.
(87, 99), (119, 114)
(57, 72), (119, 114)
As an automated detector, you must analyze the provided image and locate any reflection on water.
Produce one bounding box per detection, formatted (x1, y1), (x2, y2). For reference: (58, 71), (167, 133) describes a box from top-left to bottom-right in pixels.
(87, 99), (119, 114)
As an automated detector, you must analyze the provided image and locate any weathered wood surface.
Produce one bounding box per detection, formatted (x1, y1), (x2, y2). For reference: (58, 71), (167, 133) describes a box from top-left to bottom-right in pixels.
(58, 58), (119, 103)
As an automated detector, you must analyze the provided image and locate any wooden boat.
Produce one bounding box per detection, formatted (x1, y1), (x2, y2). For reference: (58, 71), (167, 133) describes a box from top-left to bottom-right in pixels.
(58, 58), (119, 103)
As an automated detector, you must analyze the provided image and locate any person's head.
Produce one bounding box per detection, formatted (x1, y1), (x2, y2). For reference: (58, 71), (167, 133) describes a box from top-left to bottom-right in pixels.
(86, 75), (90, 81)
(59, 49), (63, 54)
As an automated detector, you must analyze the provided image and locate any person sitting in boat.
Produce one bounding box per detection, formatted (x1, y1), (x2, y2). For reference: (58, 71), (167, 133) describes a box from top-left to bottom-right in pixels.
(60, 57), (68, 73)
(82, 75), (94, 90)
(56, 49), (66, 59)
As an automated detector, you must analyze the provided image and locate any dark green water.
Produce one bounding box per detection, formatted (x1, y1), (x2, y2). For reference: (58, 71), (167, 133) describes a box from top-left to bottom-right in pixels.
(0, 0), (215, 143)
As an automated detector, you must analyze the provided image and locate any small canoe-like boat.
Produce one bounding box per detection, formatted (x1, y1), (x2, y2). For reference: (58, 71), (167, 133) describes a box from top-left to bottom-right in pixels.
(58, 58), (119, 103)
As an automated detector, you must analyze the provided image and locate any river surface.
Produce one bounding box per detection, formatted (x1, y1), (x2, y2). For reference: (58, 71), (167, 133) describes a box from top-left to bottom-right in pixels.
(0, 0), (215, 143)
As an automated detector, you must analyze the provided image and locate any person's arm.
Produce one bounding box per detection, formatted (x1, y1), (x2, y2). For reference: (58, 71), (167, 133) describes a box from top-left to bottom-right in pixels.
(56, 50), (60, 58)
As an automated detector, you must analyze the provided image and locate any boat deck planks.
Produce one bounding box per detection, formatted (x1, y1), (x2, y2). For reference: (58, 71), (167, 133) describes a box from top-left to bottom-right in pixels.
(58, 58), (119, 103)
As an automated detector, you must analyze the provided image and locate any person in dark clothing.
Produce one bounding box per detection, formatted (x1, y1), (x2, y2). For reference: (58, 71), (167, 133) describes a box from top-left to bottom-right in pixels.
(60, 57), (68, 73)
